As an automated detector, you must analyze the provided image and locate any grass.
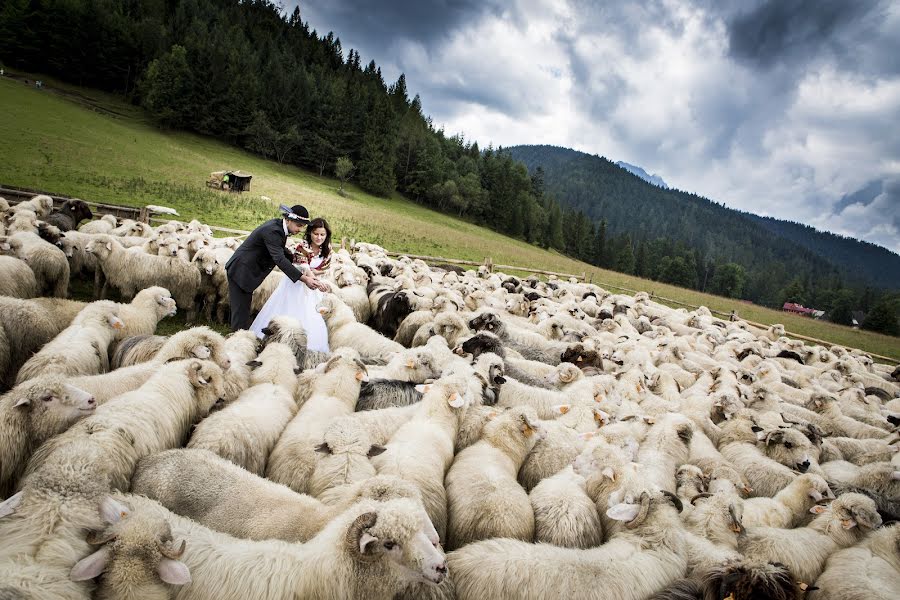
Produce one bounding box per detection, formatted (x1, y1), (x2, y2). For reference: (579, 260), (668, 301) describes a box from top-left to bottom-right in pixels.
(1, 74), (897, 361)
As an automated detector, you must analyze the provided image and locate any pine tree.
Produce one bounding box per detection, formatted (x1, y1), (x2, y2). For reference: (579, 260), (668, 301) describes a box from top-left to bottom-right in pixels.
(358, 95), (398, 197)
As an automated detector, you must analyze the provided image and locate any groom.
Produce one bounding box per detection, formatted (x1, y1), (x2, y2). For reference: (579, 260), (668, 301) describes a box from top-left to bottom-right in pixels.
(225, 204), (317, 331)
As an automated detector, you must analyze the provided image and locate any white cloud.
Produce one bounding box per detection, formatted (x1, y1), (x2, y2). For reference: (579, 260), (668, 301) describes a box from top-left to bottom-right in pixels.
(300, 0), (900, 253)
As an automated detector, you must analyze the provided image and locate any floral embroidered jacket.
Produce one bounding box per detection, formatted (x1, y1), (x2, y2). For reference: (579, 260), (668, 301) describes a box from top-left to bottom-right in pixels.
(293, 239), (332, 273)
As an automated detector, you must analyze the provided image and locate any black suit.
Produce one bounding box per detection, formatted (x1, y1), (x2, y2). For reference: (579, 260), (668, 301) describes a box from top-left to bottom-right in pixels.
(226, 219), (304, 331)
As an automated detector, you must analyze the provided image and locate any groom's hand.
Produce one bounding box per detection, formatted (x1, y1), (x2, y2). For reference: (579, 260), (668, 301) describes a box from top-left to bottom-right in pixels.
(300, 274), (318, 290)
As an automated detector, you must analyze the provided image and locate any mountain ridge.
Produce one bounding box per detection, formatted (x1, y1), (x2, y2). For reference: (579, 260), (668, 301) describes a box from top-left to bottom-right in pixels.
(506, 144), (900, 298)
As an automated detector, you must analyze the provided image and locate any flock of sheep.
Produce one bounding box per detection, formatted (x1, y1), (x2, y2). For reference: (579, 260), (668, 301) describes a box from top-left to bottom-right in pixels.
(0, 193), (899, 600)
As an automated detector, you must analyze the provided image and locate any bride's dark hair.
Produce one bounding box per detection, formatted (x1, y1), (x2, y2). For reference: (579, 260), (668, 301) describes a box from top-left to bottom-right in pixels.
(305, 218), (332, 259)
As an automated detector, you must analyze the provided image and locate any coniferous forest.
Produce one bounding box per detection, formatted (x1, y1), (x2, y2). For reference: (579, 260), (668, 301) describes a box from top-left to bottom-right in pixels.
(0, 0), (897, 334)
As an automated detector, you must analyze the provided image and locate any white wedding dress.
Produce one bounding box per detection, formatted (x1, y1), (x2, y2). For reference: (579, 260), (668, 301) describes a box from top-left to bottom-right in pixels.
(249, 256), (330, 352)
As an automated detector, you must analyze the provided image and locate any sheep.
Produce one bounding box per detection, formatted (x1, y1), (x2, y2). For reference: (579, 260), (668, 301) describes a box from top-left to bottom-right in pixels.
(14, 195), (53, 218)
(2, 231), (69, 297)
(0, 296), (58, 391)
(15, 301), (124, 384)
(637, 413), (694, 492)
(650, 559), (806, 600)
(332, 266), (372, 323)
(266, 349), (369, 494)
(810, 522), (900, 600)
(220, 330), (259, 403)
(78, 213), (118, 234)
(356, 379), (423, 411)
(434, 490), (689, 600)
(132, 448), (421, 544)
(445, 406), (544, 549)
(23, 359), (224, 491)
(497, 376), (594, 418)
(191, 246), (233, 323)
(0, 377), (96, 496)
(368, 282), (416, 339)
(822, 461), (900, 519)
(63, 363), (159, 405)
(757, 427), (819, 474)
(0, 255), (38, 299)
(318, 294), (405, 361)
(517, 410), (600, 492)
(111, 326), (230, 371)
(69, 496), (190, 600)
(717, 411), (798, 497)
(741, 473), (834, 528)
(469, 310), (568, 364)
(259, 315), (329, 370)
(412, 311), (471, 348)
(529, 466), (603, 548)
(805, 393), (892, 440)
(103, 492), (447, 600)
(356, 348), (442, 411)
(45, 199), (92, 232)
(187, 343), (297, 475)
(109, 220), (153, 238)
(738, 492), (881, 584)
(372, 373), (475, 542)
(86, 235), (201, 320)
(309, 418), (387, 503)
(820, 435), (899, 466)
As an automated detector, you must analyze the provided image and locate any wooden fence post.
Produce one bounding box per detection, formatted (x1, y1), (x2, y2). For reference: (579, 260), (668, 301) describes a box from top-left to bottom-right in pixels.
(485, 257), (494, 273)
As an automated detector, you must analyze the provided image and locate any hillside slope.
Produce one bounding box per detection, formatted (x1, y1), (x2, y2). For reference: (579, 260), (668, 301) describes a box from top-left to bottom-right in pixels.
(507, 145), (900, 293)
(0, 77), (897, 359)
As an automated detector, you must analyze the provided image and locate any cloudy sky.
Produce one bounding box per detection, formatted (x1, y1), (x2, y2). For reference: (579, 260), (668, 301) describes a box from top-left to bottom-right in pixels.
(296, 0), (900, 254)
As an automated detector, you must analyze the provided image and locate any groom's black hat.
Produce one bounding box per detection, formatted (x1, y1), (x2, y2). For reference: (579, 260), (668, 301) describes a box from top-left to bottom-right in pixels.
(280, 204), (310, 223)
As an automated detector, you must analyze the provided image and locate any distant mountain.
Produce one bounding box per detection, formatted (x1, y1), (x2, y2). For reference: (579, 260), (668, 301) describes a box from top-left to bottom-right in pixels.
(615, 161), (668, 188)
(506, 144), (900, 300)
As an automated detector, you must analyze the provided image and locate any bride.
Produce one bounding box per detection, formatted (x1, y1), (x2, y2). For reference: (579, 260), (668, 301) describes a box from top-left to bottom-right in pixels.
(250, 217), (333, 352)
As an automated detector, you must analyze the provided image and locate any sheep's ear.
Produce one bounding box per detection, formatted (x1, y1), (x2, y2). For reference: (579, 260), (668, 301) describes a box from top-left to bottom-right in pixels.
(105, 242), (112, 251)
(601, 466), (616, 482)
(358, 532), (378, 554)
(809, 505), (826, 515)
(841, 518), (857, 529)
(606, 502), (641, 522)
(415, 384), (431, 394)
(293, 367), (302, 375)
(367, 445), (387, 458)
(315, 442), (332, 455)
(405, 358), (415, 369)
(192, 345), (211, 359)
(70, 547), (111, 581)
(553, 404), (571, 415)
(447, 392), (465, 408)
(0, 491), (24, 519)
(158, 558), (192, 585)
(100, 496), (130, 524)
(246, 360), (262, 370)
(13, 396), (31, 408)
(765, 430), (784, 446)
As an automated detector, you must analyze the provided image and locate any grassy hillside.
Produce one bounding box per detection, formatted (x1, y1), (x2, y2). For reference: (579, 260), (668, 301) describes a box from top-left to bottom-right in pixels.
(1, 75), (897, 361)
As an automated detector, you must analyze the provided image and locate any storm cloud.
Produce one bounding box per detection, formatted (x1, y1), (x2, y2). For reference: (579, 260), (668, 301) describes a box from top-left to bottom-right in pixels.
(295, 0), (900, 253)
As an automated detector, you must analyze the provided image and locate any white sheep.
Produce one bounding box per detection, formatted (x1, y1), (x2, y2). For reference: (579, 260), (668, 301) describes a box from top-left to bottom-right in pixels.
(187, 343), (297, 475)
(15, 301), (124, 384)
(739, 492), (881, 584)
(445, 406), (544, 549)
(78, 214), (118, 234)
(101, 492), (447, 600)
(741, 473), (834, 528)
(0, 377), (95, 496)
(810, 522), (900, 600)
(529, 466), (603, 548)
(132, 448), (424, 544)
(0, 254), (38, 299)
(23, 359), (224, 491)
(372, 373), (475, 542)
(86, 235), (201, 320)
(266, 349), (369, 494)
(317, 294), (405, 361)
(5, 231), (70, 297)
(435, 490), (689, 600)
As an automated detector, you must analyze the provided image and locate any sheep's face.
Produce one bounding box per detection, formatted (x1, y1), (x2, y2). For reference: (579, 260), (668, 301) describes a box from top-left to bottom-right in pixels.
(828, 493), (882, 531)
(352, 500), (447, 585)
(460, 332), (501, 359)
(760, 429), (814, 472)
(154, 293), (177, 318)
(186, 360), (226, 413)
(73, 498), (191, 592)
(85, 238), (114, 259)
(14, 381), (96, 435)
(685, 494), (744, 547)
